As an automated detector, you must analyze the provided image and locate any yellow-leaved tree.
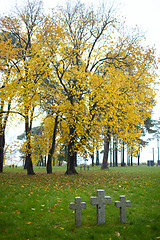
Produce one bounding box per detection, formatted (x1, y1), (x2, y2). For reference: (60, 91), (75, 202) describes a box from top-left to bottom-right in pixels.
(0, 31), (19, 172)
(0, 1), (158, 175)
(41, 2), (157, 174)
(0, 0), (49, 174)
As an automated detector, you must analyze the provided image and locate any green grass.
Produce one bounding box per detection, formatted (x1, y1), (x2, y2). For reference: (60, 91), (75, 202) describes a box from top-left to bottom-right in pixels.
(0, 165), (160, 240)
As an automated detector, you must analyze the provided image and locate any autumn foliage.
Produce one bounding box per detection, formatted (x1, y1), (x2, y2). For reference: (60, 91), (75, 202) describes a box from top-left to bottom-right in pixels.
(0, 0), (158, 174)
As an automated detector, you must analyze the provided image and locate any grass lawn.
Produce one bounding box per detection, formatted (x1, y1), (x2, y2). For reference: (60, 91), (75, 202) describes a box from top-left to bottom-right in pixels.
(0, 165), (160, 239)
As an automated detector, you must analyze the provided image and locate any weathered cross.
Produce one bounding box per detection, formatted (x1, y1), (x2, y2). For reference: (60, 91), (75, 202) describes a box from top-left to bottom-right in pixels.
(115, 195), (131, 223)
(69, 197), (86, 227)
(90, 189), (111, 224)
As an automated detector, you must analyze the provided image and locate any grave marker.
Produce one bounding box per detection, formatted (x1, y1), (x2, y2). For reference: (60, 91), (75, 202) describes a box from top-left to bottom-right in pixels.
(90, 189), (111, 224)
(115, 195), (131, 223)
(69, 197), (86, 227)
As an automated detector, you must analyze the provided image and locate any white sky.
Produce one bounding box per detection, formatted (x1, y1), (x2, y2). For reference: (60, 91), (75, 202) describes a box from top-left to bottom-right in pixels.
(1, 0), (160, 163)
(0, 0), (159, 53)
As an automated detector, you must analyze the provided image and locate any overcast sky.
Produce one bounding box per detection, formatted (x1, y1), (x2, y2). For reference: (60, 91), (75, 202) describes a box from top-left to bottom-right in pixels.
(0, 0), (160, 50)
(1, 0), (160, 161)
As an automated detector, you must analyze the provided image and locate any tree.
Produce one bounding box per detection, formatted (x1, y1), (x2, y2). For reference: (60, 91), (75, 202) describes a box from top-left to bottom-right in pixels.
(1, 1), (157, 175)
(100, 37), (157, 169)
(0, 0), (48, 175)
(42, 1), (157, 174)
(43, 2), (117, 174)
(46, 114), (59, 173)
(0, 31), (18, 172)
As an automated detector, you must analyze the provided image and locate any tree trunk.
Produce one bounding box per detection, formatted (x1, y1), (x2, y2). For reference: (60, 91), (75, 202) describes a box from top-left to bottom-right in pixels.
(44, 156), (46, 166)
(121, 142), (125, 166)
(25, 131), (35, 175)
(24, 159), (27, 169)
(65, 126), (78, 175)
(26, 153), (35, 175)
(96, 149), (99, 165)
(0, 131), (5, 173)
(40, 155), (43, 166)
(91, 154), (94, 167)
(101, 135), (110, 169)
(74, 152), (77, 167)
(137, 151), (140, 165)
(115, 141), (118, 167)
(47, 115), (58, 174)
(131, 154), (133, 166)
(65, 148), (78, 174)
(25, 116), (35, 175)
(113, 141), (116, 167)
(47, 154), (52, 173)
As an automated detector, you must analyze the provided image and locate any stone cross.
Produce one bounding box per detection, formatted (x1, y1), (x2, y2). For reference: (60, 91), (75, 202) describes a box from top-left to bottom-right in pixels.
(90, 189), (111, 224)
(69, 197), (86, 227)
(115, 195), (131, 223)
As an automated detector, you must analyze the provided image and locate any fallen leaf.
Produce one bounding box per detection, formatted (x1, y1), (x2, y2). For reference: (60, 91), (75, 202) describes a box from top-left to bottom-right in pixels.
(115, 232), (120, 237)
(26, 222), (31, 224)
(146, 225), (151, 228)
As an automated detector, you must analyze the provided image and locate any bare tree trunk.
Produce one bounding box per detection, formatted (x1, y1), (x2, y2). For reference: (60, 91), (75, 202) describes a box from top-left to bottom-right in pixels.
(101, 134), (110, 169)
(47, 154), (52, 174)
(40, 155), (43, 166)
(115, 141), (118, 167)
(131, 153), (133, 166)
(65, 148), (78, 175)
(121, 142), (125, 166)
(91, 154), (94, 167)
(47, 115), (58, 174)
(74, 152), (77, 167)
(138, 151), (140, 165)
(25, 115), (35, 175)
(96, 149), (99, 166)
(0, 102), (11, 173)
(65, 126), (78, 175)
(26, 153), (35, 175)
(0, 131), (5, 173)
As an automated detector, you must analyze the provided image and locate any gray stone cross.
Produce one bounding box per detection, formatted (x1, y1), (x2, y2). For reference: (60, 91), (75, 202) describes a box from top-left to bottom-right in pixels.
(90, 189), (111, 224)
(115, 195), (131, 223)
(69, 197), (86, 227)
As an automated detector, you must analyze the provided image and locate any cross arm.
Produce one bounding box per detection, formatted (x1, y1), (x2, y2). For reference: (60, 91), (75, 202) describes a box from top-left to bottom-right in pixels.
(115, 201), (121, 208)
(69, 203), (76, 210)
(126, 200), (131, 207)
(104, 196), (111, 205)
(90, 197), (98, 205)
(81, 202), (86, 209)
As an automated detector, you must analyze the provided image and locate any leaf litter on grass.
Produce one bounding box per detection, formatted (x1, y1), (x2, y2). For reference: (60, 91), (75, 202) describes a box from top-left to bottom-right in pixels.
(0, 166), (160, 240)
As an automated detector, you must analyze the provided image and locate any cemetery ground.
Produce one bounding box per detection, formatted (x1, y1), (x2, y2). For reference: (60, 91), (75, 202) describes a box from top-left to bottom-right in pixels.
(0, 166), (160, 240)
